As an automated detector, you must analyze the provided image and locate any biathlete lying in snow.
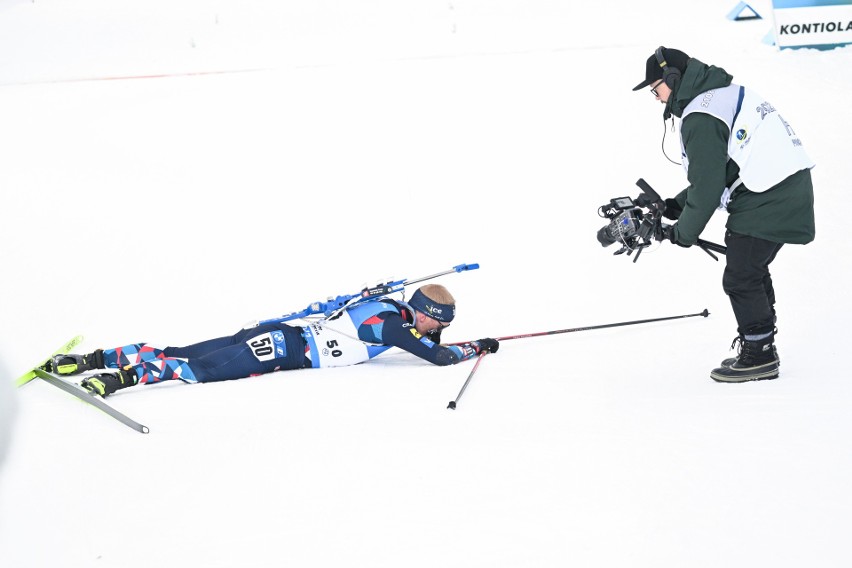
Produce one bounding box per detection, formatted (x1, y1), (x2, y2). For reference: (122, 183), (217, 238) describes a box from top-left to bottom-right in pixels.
(46, 284), (499, 397)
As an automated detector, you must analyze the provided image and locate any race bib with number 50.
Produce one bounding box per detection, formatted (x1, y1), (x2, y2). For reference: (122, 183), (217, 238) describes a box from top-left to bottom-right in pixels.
(246, 330), (287, 362)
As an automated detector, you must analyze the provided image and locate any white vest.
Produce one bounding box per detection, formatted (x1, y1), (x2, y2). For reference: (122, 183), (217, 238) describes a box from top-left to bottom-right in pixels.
(680, 84), (814, 203)
(303, 318), (372, 368)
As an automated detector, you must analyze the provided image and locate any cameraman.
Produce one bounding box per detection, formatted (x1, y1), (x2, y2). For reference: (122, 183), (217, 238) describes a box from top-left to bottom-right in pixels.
(632, 47), (815, 383)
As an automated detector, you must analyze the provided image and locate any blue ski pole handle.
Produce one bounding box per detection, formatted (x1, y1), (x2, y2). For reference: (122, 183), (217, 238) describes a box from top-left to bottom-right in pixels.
(249, 262), (480, 328)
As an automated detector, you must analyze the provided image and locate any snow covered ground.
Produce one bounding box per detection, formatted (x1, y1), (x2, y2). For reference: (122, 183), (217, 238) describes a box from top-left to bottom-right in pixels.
(1, 1), (851, 566)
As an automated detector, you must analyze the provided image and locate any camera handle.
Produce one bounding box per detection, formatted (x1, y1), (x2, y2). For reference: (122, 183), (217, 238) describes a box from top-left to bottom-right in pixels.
(635, 178), (665, 211)
(630, 212), (662, 263)
(636, 178), (728, 261)
(697, 238), (727, 261)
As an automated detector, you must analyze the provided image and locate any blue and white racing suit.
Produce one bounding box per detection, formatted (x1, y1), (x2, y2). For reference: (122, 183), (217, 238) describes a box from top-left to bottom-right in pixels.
(100, 299), (482, 386)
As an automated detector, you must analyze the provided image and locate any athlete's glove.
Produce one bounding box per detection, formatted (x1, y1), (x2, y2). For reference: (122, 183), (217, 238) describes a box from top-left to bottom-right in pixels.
(474, 338), (500, 354)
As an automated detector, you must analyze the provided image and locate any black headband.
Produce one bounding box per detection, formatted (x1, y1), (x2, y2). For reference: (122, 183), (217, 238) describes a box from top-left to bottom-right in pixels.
(408, 289), (455, 323)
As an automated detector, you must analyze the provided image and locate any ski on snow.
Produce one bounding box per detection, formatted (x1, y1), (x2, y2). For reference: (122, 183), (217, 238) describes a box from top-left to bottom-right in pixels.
(32, 368), (149, 434)
(14, 335), (148, 433)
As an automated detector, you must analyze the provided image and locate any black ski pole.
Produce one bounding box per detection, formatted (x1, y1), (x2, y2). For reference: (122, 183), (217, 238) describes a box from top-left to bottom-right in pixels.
(449, 309), (709, 344)
(444, 310), (707, 409)
(447, 351), (489, 410)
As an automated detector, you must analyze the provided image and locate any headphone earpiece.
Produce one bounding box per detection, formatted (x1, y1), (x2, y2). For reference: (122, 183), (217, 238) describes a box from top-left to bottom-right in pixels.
(655, 46), (681, 89)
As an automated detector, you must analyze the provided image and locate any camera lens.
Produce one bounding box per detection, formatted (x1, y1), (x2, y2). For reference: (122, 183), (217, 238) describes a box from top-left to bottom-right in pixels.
(597, 224), (617, 247)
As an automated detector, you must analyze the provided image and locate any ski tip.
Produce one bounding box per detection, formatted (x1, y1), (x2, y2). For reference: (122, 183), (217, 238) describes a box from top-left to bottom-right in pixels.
(14, 371), (36, 388)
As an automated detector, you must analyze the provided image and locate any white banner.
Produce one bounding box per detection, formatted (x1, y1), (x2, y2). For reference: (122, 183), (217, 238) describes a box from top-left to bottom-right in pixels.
(771, 1), (852, 48)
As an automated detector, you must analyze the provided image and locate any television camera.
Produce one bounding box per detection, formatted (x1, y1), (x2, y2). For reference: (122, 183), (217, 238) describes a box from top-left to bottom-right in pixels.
(597, 178), (726, 263)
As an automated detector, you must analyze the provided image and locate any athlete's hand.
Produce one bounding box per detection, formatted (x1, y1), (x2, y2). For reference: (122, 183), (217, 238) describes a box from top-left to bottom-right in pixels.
(474, 338), (500, 354)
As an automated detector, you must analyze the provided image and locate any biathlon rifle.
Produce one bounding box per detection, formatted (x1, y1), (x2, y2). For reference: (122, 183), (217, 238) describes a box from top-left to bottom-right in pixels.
(245, 263), (479, 328)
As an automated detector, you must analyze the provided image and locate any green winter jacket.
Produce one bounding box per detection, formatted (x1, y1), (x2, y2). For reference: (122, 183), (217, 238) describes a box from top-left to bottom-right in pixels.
(668, 59), (815, 245)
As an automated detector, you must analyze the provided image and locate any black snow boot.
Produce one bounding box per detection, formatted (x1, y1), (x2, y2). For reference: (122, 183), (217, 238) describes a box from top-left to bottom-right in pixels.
(720, 334), (780, 368)
(47, 349), (105, 376)
(81, 368), (137, 397)
(711, 334), (779, 383)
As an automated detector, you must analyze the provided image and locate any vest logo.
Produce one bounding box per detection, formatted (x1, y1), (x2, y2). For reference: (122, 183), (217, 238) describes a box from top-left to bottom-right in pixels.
(757, 101), (776, 120)
(735, 128), (748, 142)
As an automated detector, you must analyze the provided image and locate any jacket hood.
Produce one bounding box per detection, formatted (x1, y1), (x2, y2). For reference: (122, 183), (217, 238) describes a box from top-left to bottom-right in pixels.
(668, 57), (734, 118)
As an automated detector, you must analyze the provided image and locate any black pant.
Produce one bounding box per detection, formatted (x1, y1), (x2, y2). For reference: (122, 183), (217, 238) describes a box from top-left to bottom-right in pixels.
(164, 323), (309, 382)
(722, 230), (783, 336)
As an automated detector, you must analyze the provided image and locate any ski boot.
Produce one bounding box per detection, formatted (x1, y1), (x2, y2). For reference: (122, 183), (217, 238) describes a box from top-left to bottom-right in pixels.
(711, 333), (779, 383)
(46, 350), (105, 376)
(81, 368), (137, 397)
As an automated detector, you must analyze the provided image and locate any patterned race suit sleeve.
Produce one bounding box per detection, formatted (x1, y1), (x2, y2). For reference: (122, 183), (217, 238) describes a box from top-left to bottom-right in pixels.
(374, 312), (482, 366)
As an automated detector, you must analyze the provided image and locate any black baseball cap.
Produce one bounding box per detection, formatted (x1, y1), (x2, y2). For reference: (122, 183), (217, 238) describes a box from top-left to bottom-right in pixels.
(632, 47), (690, 91)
